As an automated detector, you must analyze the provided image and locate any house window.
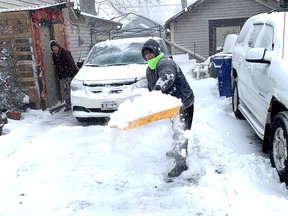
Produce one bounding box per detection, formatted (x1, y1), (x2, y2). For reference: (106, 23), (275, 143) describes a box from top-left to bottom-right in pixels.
(209, 18), (248, 55)
(216, 26), (240, 52)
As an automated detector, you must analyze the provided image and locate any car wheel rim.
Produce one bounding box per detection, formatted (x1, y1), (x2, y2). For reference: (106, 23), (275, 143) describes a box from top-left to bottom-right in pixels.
(273, 127), (288, 171)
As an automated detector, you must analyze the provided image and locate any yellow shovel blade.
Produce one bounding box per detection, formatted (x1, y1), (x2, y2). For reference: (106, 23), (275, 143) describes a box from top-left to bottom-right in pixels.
(111, 105), (181, 130)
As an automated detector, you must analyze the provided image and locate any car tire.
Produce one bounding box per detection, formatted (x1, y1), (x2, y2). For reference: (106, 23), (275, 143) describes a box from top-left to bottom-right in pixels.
(270, 111), (288, 185)
(232, 80), (245, 119)
(76, 117), (87, 122)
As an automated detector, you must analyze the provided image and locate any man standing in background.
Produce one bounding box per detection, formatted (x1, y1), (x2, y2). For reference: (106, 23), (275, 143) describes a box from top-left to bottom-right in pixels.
(49, 40), (78, 112)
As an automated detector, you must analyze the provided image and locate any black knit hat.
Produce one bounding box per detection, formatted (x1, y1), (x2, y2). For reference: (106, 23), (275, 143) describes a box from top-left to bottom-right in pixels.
(141, 39), (161, 59)
(50, 40), (58, 51)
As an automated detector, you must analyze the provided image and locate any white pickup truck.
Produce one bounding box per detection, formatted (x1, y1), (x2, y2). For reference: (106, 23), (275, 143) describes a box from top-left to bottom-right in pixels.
(232, 10), (288, 186)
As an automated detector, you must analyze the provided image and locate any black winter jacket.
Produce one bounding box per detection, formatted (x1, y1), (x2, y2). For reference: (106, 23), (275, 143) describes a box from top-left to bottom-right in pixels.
(146, 56), (194, 109)
(49, 40), (78, 80)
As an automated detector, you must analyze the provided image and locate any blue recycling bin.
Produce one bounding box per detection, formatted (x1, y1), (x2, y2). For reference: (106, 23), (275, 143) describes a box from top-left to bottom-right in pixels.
(213, 55), (232, 97)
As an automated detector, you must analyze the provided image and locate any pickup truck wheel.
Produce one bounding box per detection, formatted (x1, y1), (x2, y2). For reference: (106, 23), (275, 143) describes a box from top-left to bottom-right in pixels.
(232, 81), (245, 119)
(270, 112), (288, 184)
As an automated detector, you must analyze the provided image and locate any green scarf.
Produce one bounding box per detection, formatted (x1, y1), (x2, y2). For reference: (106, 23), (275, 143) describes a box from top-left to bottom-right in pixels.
(147, 52), (164, 70)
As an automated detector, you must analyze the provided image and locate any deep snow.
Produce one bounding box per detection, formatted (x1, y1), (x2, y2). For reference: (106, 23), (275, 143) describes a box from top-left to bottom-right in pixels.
(1, 74), (288, 215)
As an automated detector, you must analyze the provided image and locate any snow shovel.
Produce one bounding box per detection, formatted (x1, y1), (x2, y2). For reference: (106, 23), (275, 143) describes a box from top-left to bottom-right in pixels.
(111, 105), (181, 130)
(49, 103), (67, 115)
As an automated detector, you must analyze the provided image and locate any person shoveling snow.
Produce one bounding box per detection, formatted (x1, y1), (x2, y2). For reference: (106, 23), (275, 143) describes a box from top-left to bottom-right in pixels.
(141, 39), (195, 178)
(110, 39), (195, 178)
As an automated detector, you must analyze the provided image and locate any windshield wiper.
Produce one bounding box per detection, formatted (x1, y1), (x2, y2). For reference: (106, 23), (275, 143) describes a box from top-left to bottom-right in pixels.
(85, 64), (100, 67)
(105, 63), (129, 66)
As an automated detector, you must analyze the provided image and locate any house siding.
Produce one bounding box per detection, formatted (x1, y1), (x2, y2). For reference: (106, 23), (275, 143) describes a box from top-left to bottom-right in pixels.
(67, 23), (92, 62)
(66, 12), (121, 63)
(168, 0), (271, 60)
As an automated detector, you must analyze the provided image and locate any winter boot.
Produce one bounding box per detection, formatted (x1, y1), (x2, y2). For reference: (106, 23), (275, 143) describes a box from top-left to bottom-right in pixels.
(166, 149), (178, 158)
(166, 147), (188, 158)
(64, 107), (71, 112)
(167, 140), (188, 158)
(64, 102), (71, 112)
(168, 156), (188, 178)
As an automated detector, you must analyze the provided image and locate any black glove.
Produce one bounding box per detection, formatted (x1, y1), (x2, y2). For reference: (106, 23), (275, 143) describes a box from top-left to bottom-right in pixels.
(152, 85), (161, 91)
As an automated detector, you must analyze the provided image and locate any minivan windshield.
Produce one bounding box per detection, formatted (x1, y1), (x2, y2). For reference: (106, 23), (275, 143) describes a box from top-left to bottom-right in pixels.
(85, 41), (147, 67)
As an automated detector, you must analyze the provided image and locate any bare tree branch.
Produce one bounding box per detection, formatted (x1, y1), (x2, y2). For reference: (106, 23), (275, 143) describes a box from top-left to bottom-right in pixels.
(73, 0), (164, 22)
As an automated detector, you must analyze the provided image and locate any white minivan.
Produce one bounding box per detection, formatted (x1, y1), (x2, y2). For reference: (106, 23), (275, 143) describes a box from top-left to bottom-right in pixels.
(71, 37), (170, 122)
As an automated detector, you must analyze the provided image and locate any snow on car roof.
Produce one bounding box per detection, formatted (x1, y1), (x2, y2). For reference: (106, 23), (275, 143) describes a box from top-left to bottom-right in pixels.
(97, 36), (164, 46)
(253, 11), (285, 26)
(243, 11), (288, 59)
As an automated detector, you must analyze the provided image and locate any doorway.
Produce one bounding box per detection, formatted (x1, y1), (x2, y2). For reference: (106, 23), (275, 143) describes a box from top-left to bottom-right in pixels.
(40, 25), (61, 107)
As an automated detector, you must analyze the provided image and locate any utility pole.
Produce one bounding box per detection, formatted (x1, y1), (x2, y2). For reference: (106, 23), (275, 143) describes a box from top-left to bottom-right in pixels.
(181, 0), (187, 9)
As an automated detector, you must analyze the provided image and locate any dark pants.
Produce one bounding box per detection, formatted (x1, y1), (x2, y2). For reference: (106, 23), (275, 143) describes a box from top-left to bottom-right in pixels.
(171, 104), (194, 157)
(64, 76), (73, 108)
(180, 104), (194, 131)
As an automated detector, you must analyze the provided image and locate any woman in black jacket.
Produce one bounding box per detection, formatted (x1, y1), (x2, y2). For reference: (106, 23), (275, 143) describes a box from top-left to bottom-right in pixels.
(141, 39), (195, 177)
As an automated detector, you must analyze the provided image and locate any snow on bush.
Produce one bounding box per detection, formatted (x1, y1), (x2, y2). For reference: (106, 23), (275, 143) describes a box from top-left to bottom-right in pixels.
(0, 47), (28, 112)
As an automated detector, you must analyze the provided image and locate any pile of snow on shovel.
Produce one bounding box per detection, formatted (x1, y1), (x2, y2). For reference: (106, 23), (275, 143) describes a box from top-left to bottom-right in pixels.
(108, 91), (181, 128)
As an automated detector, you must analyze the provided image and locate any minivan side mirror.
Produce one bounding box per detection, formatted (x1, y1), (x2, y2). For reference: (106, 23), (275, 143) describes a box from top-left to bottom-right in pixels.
(77, 61), (83, 69)
(245, 48), (271, 64)
(77, 57), (86, 69)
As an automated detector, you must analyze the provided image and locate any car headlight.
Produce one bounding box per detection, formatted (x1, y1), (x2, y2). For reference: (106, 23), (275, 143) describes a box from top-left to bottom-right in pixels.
(133, 78), (148, 89)
(122, 78), (148, 95)
(71, 79), (84, 91)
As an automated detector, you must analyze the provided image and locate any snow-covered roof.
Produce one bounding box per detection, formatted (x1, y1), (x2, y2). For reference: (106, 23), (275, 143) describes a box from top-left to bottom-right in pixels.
(0, 2), (70, 13)
(165, 0), (281, 25)
(78, 11), (122, 27)
(0, 1), (121, 27)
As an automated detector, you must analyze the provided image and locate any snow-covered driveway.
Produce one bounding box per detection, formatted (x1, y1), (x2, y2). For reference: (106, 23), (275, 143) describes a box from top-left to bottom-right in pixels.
(1, 78), (288, 216)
